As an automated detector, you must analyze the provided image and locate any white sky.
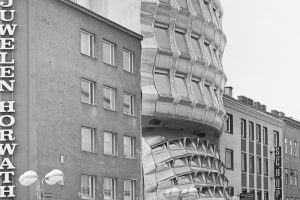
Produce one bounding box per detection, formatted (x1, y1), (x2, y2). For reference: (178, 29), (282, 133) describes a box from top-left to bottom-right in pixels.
(222, 0), (300, 120)
(107, 0), (300, 120)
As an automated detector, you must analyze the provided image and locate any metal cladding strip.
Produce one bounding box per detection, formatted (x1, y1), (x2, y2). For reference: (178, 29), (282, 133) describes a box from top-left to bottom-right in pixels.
(141, 0), (227, 131)
(143, 135), (230, 199)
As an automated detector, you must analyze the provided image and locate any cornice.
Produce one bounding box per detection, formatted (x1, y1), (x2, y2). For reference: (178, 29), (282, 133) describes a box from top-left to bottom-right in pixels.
(58, 0), (143, 40)
(223, 95), (284, 128)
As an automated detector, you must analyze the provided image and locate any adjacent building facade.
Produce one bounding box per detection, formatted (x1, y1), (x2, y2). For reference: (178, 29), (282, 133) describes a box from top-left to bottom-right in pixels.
(220, 89), (284, 200)
(10, 0), (143, 200)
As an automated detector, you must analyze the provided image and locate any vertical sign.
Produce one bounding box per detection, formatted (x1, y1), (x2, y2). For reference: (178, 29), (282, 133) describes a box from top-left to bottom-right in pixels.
(274, 146), (282, 200)
(0, 0), (17, 198)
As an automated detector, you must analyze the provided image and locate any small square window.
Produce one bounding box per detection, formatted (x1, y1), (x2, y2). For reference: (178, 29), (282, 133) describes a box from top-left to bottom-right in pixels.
(124, 136), (135, 159)
(124, 180), (136, 200)
(103, 177), (117, 200)
(81, 30), (94, 57)
(103, 86), (116, 111)
(81, 127), (96, 152)
(123, 93), (134, 116)
(81, 175), (96, 199)
(103, 40), (115, 65)
(81, 78), (95, 105)
(104, 132), (117, 155)
(123, 49), (134, 73)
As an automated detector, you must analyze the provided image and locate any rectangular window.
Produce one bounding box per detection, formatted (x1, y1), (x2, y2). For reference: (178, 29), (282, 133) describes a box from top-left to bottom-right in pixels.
(256, 124), (261, 143)
(81, 127), (95, 152)
(290, 169), (293, 185)
(257, 157), (262, 175)
(203, 41), (213, 64)
(81, 30), (94, 57)
(103, 177), (117, 200)
(203, 0), (212, 21)
(191, 35), (202, 58)
(284, 138), (288, 154)
(103, 40), (115, 65)
(123, 49), (134, 73)
(154, 24), (170, 49)
(124, 136), (135, 159)
(274, 131), (279, 147)
(227, 187), (234, 196)
(124, 180), (136, 200)
(81, 175), (96, 199)
(290, 139), (293, 156)
(285, 168), (289, 185)
(249, 155), (254, 173)
(249, 122), (254, 141)
(295, 170), (298, 186)
(123, 93), (134, 115)
(257, 190), (262, 200)
(104, 132), (117, 155)
(263, 158), (268, 176)
(263, 127), (268, 145)
(175, 29), (189, 54)
(264, 191), (269, 200)
(81, 78), (95, 104)
(175, 74), (188, 98)
(294, 141), (298, 158)
(225, 113), (233, 134)
(103, 86), (116, 111)
(241, 153), (247, 172)
(225, 149), (233, 170)
(241, 119), (246, 138)
(154, 70), (172, 96)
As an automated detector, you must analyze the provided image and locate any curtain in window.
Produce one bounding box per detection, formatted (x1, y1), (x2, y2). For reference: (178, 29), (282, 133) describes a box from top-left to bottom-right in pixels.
(82, 128), (92, 151)
(81, 32), (90, 55)
(104, 133), (113, 155)
(81, 175), (90, 198)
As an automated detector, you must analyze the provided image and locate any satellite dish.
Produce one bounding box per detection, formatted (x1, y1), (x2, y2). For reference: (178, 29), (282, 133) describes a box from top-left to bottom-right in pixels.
(19, 171), (38, 186)
(44, 169), (64, 185)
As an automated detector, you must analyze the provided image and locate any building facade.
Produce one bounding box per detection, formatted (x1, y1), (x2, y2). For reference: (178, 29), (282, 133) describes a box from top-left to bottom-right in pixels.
(220, 91), (284, 200)
(281, 117), (300, 200)
(140, 0), (229, 199)
(9, 0), (143, 200)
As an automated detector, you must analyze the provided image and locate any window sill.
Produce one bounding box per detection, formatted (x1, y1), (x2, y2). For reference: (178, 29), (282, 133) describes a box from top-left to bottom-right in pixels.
(104, 153), (118, 157)
(225, 131), (233, 134)
(81, 53), (97, 61)
(82, 150), (97, 154)
(123, 112), (135, 117)
(81, 101), (97, 107)
(124, 156), (136, 160)
(103, 107), (117, 112)
(123, 69), (135, 75)
(103, 62), (117, 68)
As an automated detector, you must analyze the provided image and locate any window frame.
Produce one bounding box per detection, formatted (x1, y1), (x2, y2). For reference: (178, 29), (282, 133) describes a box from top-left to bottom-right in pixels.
(81, 174), (96, 199)
(103, 177), (117, 200)
(103, 86), (116, 111)
(225, 148), (234, 170)
(241, 119), (247, 138)
(263, 127), (268, 145)
(124, 136), (136, 159)
(124, 179), (136, 200)
(123, 49), (134, 73)
(103, 40), (115, 66)
(256, 124), (261, 143)
(249, 154), (254, 174)
(225, 113), (233, 134)
(123, 93), (135, 116)
(290, 139), (293, 156)
(263, 158), (268, 176)
(241, 152), (247, 172)
(103, 131), (117, 156)
(81, 126), (96, 152)
(81, 78), (95, 105)
(256, 156), (262, 175)
(249, 121), (254, 141)
(81, 30), (94, 58)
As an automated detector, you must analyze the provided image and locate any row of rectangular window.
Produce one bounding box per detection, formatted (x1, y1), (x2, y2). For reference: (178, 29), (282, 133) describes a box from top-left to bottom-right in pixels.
(225, 149), (268, 175)
(285, 168), (299, 187)
(81, 175), (136, 200)
(226, 115), (272, 145)
(284, 138), (299, 158)
(81, 127), (136, 159)
(81, 30), (134, 73)
(286, 197), (300, 200)
(240, 189), (268, 200)
(81, 78), (135, 116)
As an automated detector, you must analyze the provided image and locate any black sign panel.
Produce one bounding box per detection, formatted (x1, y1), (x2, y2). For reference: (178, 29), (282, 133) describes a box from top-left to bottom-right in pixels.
(274, 146), (282, 200)
(240, 193), (255, 200)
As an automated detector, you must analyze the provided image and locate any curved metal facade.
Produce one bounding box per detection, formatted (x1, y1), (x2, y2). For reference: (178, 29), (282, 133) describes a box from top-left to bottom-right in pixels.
(141, 0), (229, 199)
